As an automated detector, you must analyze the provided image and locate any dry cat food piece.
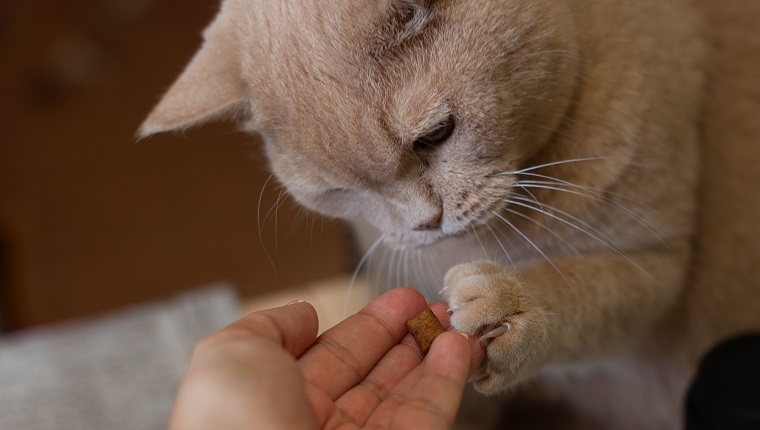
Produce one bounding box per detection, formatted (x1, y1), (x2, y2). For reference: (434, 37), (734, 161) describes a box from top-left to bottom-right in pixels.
(406, 308), (446, 354)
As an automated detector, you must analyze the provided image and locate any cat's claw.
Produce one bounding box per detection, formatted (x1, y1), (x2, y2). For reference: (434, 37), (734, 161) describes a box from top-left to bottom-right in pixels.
(447, 303), (466, 313)
(468, 365), (490, 383)
(478, 322), (512, 344)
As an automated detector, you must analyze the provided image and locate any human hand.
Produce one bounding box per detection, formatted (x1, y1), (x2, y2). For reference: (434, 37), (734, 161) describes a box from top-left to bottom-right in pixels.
(169, 287), (485, 430)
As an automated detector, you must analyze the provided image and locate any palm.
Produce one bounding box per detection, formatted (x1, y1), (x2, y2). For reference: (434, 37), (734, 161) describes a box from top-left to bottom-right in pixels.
(299, 300), (468, 429)
(169, 288), (482, 430)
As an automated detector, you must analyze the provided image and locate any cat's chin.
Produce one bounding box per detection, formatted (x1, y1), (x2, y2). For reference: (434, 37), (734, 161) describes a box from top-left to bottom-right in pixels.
(382, 209), (504, 250)
(382, 227), (473, 250)
(382, 231), (446, 250)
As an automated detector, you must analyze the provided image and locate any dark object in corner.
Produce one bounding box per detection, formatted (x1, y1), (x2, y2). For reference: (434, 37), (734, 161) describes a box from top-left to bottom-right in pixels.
(687, 333), (760, 429)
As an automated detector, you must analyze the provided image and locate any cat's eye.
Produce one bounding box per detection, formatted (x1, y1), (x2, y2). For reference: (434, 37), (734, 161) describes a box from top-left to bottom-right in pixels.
(413, 117), (456, 152)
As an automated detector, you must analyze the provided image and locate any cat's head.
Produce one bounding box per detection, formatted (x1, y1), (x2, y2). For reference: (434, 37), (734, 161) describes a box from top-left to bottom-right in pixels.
(141, 0), (579, 248)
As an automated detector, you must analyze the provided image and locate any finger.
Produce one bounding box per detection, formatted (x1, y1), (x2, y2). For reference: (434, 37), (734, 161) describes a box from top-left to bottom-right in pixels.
(170, 303), (320, 430)
(366, 331), (472, 429)
(427, 302), (486, 374)
(333, 302), (451, 425)
(206, 301), (319, 358)
(391, 332), (472, 427)
(299, 288), (428, 401)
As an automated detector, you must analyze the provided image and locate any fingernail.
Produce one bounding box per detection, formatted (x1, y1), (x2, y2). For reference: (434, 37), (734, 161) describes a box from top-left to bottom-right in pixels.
(459, 332), (470, 340)
(285, 299), (305, 306)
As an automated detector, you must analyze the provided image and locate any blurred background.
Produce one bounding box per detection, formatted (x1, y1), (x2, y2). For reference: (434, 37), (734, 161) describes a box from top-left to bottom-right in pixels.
(0, 0), (354, 330)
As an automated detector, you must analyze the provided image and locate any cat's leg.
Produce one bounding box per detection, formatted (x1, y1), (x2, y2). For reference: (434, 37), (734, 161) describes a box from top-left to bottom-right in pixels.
(442, 243), (690, 394)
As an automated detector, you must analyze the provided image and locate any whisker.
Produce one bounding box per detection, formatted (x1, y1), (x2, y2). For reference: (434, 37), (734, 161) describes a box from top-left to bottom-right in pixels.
(508, 195), (625, 253)
(387, 248), (398, 292)
(471, 224), (490, 260)
(344, 234), (385, 317)
(308, 210), (317, 244)
(514, 182), (554, 226)
(404, 249), (413, 289)
(256, 174), (278, 271)
(286, 206), (307, 242)
(411, 249), (420, 288)
(428, 250), (444, 297)
(420, 248), (439, 297)
(484, 221), (516, 268)
(505, 197), (654, 280)
(259, 186), (288, 252)
(397, 247), (406, 289)
(515, 180), (665, 243)
(492, 211), (575, 291)
(272, 187), (286, 254)
(495, 157), (608, 176)
(503, 207), (581, 256)
(397, 248), (404, 289)
(408, 248), (419, 289)
(402, 247), (410, 288)
(371, 243), (392, 293)
(257, 174), (275, 242)
(517, 172), (649, 207)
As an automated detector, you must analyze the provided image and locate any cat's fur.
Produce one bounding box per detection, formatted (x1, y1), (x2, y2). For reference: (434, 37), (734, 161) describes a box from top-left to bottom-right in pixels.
(142, 0), (760, 428)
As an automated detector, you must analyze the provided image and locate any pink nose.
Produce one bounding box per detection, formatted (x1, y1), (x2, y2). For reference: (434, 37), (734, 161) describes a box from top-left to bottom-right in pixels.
(413, 212), (443, 231)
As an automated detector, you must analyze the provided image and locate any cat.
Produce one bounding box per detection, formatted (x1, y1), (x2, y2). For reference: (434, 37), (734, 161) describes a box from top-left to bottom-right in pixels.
(140, 0), (760, 428)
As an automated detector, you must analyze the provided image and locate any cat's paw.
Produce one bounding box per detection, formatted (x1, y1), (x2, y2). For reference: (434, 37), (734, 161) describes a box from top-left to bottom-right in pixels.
(442, 261), (552, 394)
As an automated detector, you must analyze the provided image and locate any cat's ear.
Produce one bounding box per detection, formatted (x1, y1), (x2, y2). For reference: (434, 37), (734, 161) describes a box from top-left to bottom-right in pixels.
(139, 13), (247, 138)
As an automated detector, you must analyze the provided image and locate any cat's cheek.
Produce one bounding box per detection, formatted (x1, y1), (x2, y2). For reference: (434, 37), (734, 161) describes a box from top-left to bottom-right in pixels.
(292, 189), (386, 226)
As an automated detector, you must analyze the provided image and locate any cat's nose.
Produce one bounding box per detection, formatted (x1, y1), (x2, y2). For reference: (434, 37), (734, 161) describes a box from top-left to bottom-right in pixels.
(412, 212), (443, 231)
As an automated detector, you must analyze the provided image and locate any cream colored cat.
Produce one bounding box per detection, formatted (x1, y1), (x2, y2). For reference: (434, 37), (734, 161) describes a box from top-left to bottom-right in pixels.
(141, 0), (760, 428)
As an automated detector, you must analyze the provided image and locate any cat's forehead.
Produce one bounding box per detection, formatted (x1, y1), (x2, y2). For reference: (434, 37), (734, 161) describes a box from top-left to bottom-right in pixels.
(235, 0), (436, 48)
(232, 0), (454, 178)
(233, 0), (445, 88)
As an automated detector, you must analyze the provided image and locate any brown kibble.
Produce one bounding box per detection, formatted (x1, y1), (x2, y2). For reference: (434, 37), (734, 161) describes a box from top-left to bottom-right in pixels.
(406, 307), (446, 355)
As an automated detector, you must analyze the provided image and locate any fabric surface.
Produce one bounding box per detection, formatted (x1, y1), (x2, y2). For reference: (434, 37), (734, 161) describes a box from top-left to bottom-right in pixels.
(0, 284), (239, 430)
